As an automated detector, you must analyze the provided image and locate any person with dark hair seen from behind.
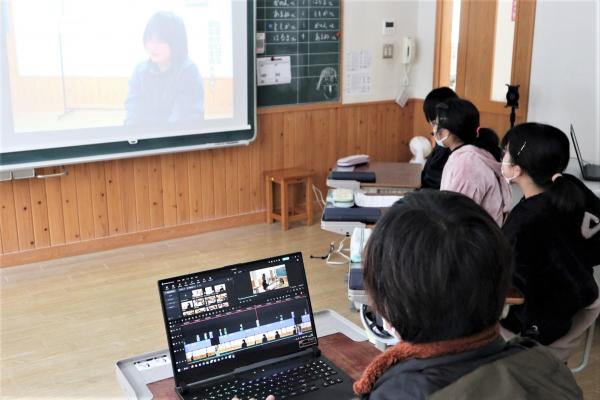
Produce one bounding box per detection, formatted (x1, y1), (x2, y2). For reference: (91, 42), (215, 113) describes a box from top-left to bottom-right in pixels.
(434, 98), (511, 225)
(262, 273), (268, 291)
(354, 190), (582, 400)
(124, 11), (204, 125)
(420, 87), (458, 189)
(500, 123), (600, 349)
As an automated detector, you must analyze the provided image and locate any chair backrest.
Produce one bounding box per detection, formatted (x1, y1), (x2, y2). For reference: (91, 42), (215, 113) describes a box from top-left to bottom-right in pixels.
(547, 265), (600, 362)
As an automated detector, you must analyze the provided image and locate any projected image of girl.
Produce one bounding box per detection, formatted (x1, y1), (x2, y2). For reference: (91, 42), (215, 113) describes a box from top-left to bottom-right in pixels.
(124, 11), (204, 125)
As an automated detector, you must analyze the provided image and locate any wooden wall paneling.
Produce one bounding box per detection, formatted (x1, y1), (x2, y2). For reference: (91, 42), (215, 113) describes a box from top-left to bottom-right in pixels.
(160, 154), (178, 226)
(237, 147), (251, 214)
(397, 105), (412, 162)
(283, 112), (296, 168)
(319, 109), (334, 183)
(119, 159), (138, 233)
(59, 166), (81, 243)
(412, 100), (430, 137)
(357, 106), (369, 156)
(383, 104), (398, 161)
(270, 113), (285, 171)
(104, 161), (126, 235)
(293, 111), (309, 169)
(2, 101), (419, 266)
(307, 111), (327, 190)
(188, 151), (204, 222)
(44, 168), (67, 245)
(200, 150), (216, 219)
(11, 180), (35, 250)
(89, 163), (109, 238)
(28, 175), (51, 249)
(248, 140), (263, 213)
(257, 114), (272, 175)
(174, 153), (191, 224)
(73, 164), (95, 241)
(342, 107), (358, 155)
(133, 157), (151, 231)
(0, 181), (19, 253)
(366, 106), (380, 160)
(334, 109), (353, 160)
(326, 109), (340, 167)
(147, 156), (165, 228)
(224, 148), (239, 216)
(212, 149), (227, 218)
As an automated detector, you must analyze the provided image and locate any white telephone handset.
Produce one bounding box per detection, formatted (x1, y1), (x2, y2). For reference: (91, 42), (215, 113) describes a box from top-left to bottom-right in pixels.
(396, 37), (416, 107)
(401, 37), (415, 64)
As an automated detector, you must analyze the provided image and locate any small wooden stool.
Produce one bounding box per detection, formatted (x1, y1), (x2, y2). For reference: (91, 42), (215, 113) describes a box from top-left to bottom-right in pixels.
(265, 168), (314, 230)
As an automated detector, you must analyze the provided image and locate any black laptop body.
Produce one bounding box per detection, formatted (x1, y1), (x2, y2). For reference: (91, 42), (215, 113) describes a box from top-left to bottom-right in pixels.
(158, 252), (356, 400)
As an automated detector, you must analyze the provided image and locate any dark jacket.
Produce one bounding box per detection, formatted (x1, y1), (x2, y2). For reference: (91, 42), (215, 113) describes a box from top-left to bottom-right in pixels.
(364, 338), (581, 400)
(420, 144), (451, 189)
(124, 58), (204, 125)
(501, 192), (599, 345)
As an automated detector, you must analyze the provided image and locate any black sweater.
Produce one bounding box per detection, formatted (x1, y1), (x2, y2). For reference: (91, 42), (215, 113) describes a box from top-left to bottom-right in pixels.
(420, 144), (451, 190)
(501, 192), (599, 345)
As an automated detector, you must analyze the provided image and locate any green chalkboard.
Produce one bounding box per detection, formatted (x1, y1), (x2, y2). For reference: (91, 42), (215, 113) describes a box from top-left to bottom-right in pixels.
(256, 0), (340, 107)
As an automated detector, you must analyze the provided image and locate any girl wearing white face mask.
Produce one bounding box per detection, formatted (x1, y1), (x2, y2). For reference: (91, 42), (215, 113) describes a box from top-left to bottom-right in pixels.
(435, 99), (511, 225)
(500, 123), (600, 348)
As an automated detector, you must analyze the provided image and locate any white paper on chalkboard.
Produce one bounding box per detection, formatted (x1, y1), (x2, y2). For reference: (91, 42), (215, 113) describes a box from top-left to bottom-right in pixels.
(256, 56), (292, 86)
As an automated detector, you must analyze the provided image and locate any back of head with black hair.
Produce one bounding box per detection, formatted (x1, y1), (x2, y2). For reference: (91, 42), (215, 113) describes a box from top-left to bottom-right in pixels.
(362, 190), (513, 344)
(143, 11), (189, 65)
(436, 98), (502, 161)
(501, 122), (600, 217)
(423, 87), (457, 122)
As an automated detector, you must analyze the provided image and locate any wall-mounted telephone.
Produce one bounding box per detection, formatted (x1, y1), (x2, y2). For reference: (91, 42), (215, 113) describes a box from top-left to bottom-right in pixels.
(401, 37), (415, 65)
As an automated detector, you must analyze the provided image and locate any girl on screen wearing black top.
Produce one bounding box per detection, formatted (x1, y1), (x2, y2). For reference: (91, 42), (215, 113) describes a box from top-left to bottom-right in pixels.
(124, 11), (204, 125)
(500, 123), (600, 345)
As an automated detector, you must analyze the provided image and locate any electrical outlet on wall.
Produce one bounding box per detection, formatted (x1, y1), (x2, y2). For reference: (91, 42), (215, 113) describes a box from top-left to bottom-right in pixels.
(382, 44), (394, 59)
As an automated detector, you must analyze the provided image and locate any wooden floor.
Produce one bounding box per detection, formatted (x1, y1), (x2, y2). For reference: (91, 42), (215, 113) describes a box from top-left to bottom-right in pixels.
(1, 222), (599, 399)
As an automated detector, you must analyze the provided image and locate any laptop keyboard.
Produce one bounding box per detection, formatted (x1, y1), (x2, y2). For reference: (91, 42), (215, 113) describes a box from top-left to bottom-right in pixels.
(192, 359), (344, 400)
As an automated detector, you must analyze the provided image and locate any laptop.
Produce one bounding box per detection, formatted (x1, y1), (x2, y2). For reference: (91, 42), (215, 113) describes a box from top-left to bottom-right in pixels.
(158, 252), (356, 400)
(570, 124), (600, 181)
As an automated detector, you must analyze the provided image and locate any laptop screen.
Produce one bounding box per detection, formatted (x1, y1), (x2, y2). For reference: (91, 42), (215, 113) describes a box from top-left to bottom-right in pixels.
(570, 124), (586, 175)
(158, 252), (318, 386)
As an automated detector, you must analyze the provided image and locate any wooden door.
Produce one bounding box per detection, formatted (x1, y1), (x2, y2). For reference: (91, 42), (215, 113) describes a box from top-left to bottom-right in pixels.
(435, 0), (536, 136)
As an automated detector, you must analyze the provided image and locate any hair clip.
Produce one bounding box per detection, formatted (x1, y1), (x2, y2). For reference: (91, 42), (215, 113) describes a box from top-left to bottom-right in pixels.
(476, 126), (481, 138)
(516, 141), (527, 156)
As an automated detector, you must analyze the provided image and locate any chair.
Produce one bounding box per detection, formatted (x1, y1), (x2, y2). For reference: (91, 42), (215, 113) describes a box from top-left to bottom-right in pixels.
(264, 168), (314, 230)
(500, 266), (600, 372)
(548, 265), (600, 372)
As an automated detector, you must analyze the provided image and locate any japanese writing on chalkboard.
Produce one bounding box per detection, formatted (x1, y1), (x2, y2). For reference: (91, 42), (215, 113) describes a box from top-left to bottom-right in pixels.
(257, 0), (341, 105)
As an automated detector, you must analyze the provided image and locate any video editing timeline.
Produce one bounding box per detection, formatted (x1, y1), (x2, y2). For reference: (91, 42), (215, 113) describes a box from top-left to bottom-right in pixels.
(160, 253), (318, 377)
(183, 298), (314, 365)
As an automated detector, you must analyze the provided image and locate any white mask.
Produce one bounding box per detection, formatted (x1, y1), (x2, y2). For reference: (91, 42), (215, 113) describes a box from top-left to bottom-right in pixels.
(501, 162), (517, 184)
(434, 131), (449, 148)
(382, 317), (400, 339)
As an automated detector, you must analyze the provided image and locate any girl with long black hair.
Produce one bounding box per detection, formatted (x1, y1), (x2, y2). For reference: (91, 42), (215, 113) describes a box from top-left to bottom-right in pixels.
(500, 122), (600, 346)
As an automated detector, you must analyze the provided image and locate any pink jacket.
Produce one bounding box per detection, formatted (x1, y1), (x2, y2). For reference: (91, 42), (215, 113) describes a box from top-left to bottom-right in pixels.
(440, 145), (512, 225)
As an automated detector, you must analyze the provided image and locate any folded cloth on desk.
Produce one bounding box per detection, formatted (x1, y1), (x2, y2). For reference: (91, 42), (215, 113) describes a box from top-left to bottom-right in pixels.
(354, 192), (402, 208)
(323, 207), (381, 224)
(329, 171), (376, 183)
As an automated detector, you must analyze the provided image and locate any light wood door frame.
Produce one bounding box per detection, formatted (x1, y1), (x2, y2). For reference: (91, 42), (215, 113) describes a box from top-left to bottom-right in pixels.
(433, 0), (536, 120)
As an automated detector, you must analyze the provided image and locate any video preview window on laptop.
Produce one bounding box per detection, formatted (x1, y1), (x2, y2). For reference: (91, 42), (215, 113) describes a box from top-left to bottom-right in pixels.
(159, 253), (318, 382)
(0, 0), (250, 153)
